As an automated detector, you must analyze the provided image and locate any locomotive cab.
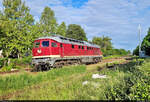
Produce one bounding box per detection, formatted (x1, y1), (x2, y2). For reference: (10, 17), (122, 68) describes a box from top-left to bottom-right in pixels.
(32, 39), (60, 58)
(32, 39), (50, 57)
(32, 38), (61, 69)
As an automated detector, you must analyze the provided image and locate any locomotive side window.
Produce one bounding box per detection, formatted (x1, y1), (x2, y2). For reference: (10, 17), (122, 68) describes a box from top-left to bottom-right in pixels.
(42, 41), (49, 47)
(60, 43), (63, 47)
(78, 46), (81, 49)
(52, 42), (57, 47)
(35, 42), (40, 48)
(82, 46), (84, 49)
(72, 45), (74, 48)
(87, 47), (89, 50)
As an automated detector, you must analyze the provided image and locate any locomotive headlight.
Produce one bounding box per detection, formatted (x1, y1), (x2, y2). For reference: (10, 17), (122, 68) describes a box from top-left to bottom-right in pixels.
(37, 49), (42, 54)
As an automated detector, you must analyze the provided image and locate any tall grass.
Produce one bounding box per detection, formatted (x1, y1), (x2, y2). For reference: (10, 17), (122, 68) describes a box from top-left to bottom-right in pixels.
(1, 58), (150, 100)
(0, 65), (86, 96)
(103, 55), (123, 60)
(11, 58), (150, 100)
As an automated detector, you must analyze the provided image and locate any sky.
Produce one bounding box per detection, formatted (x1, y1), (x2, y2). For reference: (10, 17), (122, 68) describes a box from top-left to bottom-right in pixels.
(0, 0), (150, 52)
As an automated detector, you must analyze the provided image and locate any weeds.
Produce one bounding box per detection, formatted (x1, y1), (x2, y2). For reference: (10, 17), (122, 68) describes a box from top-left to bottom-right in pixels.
(0, 65), (86, 97)
(1, 57), (150, 100)
(103, 55), (123, 60)
(0, 56), (32, 72)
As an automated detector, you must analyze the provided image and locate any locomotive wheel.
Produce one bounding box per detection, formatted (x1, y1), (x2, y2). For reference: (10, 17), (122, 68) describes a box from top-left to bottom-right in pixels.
(99, 58), (102, 62)
(38, 65), (42, 71)
(45, 64), (50, 71)
(94, 58), (98, 63)
(74, 60), (80, 65)
(53, 61), (63, 68)
(32, 65), (40, 72)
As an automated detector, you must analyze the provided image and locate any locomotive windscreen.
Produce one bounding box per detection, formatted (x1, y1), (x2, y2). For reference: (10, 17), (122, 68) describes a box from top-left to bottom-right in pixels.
(42, 41), (49, 47)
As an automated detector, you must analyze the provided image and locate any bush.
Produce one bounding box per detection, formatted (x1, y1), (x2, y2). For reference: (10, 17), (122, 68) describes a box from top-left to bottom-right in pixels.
(0, 65), (12, 72)
(0, 58), (8, 68)
(0, 56), (32, 72)
(11, 56), (32, 65)
(104, 60), (150, 100)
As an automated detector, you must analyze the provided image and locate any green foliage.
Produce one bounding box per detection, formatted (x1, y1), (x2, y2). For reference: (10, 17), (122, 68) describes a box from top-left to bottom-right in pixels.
(92, 36), (113, 51)
(1, 58), (150, 100)
(1, 0), (35, 58)
(56, 22), (66, 37)
(11, 56), (32, 65)
(0, 65), (86, 95)
(0, 58), (4, 68)
(10, 60), (150, 100)
(0, 64), (12, 72)
(66, 24), (87, 41)
(141, 28), (150, 56)
(92, 36), (130, 56)
(133, 46), (139, 56)
(0, 58), (8, 68)
(40, 6), (57, 35)
(134, 28), (150, 56)
(103, 55), (122, 59)
(0, 56), (32, 72)
(104, 60), (150, 100)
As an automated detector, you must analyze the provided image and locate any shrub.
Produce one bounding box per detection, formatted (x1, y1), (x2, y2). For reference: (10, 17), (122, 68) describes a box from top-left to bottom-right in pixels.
(104, 59), (150, 100)
(10, 56), (32, 65)
(0, 58), (8, 68)
(0, 65), (12, 72)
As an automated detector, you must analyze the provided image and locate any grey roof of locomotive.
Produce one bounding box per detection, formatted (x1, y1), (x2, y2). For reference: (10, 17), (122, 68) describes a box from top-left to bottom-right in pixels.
(36, 35), (100, 48)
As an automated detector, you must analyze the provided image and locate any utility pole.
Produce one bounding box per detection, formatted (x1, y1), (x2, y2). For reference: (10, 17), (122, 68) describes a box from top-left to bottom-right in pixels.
(138, 24), (141, 56)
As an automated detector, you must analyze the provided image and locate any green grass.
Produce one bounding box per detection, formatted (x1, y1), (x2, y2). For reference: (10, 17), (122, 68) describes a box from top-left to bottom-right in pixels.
(1, 58), (150, 100)
(103, 55), (123, 60)
(10, 65), (127, 100)
(0, 65), (86, 97)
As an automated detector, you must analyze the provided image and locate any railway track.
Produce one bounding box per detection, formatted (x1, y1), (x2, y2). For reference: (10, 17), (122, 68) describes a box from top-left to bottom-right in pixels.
(0, 56), (131, 75)
(0, 68), (32, 75)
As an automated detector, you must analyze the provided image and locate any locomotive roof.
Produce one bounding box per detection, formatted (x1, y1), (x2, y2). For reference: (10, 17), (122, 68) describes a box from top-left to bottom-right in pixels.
(36, 35), (100, 48)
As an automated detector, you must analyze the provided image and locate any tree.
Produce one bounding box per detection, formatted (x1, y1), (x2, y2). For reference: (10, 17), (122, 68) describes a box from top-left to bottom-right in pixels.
(66, 24), (87, 41)
(56, 22), (66, 37)
(141, 28), (150, 56)
(1, 0), (34, 58)
(133, 46), (139, 56)
(92, 37), (103, 47)
(92, 36), (129, 56)
(40, 6), (57, 36)
(92, 36), (113, 56)
(92, 36), (113, 50)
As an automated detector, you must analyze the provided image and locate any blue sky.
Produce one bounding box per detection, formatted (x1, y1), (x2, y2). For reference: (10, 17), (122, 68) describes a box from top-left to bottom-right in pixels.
(0, 0), (150, 52)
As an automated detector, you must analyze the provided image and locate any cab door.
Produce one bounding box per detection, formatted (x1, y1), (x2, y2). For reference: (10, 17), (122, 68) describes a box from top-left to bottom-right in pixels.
(51, 40), (59, 56)
(41, 40), (50, 56)
(60, 43), (64, 58)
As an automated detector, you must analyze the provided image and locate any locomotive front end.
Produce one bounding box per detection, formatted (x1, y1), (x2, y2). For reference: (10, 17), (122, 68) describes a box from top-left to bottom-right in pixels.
(32, 38), (52, 71)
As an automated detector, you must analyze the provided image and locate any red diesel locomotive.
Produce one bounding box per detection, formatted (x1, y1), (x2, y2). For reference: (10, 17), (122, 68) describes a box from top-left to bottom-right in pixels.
(32, 35), (103, 71)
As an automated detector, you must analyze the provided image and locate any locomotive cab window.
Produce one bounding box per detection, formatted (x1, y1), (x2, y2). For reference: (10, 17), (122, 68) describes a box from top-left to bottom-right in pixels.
(34, 42), (40, 48)
(42, 41), (49, 47)
(51, 42), (57, 47)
